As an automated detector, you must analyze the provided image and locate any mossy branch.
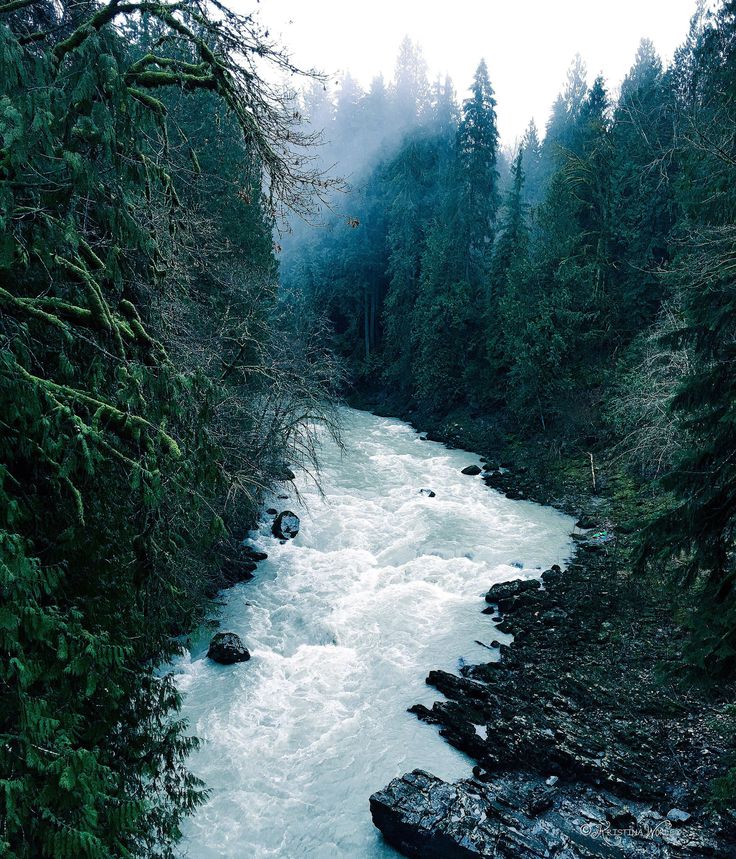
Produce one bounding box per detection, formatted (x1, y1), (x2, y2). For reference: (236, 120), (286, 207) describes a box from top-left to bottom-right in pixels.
(0, 287), (72, 335)
(52, 2), (184, 66)
(127, 87), (167, 115)
(54, 254), (126, 358)
(128, 70), (217, 92)
(12, 364), (182, 459)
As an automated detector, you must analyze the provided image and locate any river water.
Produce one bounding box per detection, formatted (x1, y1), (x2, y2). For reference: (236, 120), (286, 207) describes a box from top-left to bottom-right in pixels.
(175, 408), (573, 858)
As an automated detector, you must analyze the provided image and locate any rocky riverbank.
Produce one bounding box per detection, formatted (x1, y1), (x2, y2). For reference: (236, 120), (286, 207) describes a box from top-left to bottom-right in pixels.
(368, 414), (736, 857)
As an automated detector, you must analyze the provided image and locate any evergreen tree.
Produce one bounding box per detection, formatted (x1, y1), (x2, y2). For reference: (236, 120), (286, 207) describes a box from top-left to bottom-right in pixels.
(609, 39), (676, 339)
(520, 119), (544, 205)
(638, 0), (736, 675)
(540, 54), (589, 181)
(414, 58), (500, 409)
(455, 58), (501, 264)
(486, 150), (528, 394)
(391, 35), (430, 131)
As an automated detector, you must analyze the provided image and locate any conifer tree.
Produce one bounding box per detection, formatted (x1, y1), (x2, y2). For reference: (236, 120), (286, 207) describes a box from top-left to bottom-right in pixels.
(637, 0), (736, 675)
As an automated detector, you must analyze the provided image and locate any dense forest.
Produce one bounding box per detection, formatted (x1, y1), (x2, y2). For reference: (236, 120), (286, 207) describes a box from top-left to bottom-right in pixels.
(0, 1), (340, 856)
(285, 5), (736, 677)
(3, 0), (736, 855)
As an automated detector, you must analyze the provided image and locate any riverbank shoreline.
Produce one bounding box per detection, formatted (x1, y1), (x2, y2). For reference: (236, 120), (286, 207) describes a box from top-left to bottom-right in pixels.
(360, 400), (736, 857)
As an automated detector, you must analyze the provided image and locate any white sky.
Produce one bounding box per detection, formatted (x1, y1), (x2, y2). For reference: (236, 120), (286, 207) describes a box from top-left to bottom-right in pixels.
(250, 0), (698, 144)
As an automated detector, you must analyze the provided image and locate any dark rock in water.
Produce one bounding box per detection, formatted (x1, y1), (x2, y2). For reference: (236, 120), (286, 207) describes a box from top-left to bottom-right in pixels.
(272, 511), (300, 539)
(461, 464), (482, 476)
(240, 545), (268, 563)
(419, 488), (436, 497)
(266, 507), (277, 515)
(495, 590), (544, 614)
(275, 464), (296, 482)
(222, 558), (256, 584)
(207, 632), (250, 665)
(490, 640), (501, 648)
(485, 578), (540, 604)
(277, 494), (289, 500)
(221, 541), (260, 586)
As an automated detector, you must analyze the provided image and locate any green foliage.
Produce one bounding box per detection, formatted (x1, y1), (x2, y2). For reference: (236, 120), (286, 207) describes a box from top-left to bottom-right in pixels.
(0, 1), (336, 855)
(635, 0), (736, 676)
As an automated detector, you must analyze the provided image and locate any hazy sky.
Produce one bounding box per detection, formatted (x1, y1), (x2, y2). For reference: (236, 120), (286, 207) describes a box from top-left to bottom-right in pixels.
(252, 0), (698, 144)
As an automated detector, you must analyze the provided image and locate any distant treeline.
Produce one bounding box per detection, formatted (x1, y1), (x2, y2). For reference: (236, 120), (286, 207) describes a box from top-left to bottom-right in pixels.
(287, 6), (736, 676)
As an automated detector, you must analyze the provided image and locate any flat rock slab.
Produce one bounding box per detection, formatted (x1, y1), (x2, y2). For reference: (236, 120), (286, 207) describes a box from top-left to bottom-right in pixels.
(370, 770), (497, 859)
(370, 769), (727, 858)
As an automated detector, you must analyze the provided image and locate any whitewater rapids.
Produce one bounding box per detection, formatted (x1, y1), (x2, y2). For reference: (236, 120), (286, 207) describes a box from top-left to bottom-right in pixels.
(175, 408), (573, 857)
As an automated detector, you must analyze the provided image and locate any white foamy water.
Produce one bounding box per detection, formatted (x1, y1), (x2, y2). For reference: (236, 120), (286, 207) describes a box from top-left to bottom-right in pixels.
(176, 408), (573, 858)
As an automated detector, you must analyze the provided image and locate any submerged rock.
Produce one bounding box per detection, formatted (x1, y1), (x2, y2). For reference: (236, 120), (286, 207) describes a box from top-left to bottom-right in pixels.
(240, 544), (268, 563)
(207, 632), (250, 665)
(266, 507), (277, 515)
(272, 510), (300, 540)
(461, 464), (482, 476)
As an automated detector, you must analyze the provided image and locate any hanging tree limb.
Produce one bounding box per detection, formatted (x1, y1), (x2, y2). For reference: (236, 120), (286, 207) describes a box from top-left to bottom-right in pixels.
(10, 363), (182, 458)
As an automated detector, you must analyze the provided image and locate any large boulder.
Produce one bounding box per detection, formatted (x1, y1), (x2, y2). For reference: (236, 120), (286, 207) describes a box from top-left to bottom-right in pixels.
(207, 632), (250, 665)
(272, 510), (300, 540)
(485, 578), (540, 605)
(370, 770), (492, 859)
(419, 488), (436, 497)
(461, 464), (482, 476)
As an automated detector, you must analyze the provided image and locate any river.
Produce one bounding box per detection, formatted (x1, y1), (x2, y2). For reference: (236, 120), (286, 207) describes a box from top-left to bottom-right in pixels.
(175, 408), (573, 858)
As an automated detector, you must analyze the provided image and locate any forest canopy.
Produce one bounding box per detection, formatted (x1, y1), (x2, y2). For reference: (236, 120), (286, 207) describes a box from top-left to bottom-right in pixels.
(284, 4), (736, 677)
